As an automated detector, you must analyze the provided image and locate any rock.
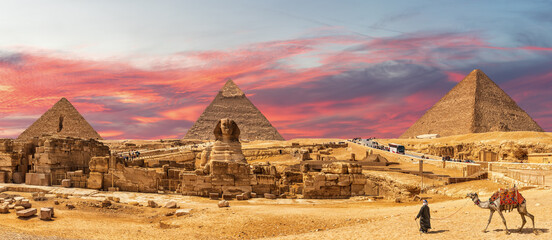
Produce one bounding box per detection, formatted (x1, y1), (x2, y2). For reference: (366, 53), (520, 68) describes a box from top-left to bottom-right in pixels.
(222, 194), (233, 200)
(218, 200), (229, 208)
(236, 194), (244, 200)
(45, 207), (54, 217)
(0, 204), (9, 213)
(101, 199), (112, 208)
(54, 200), (59, 205)
(250, 192), (257, 198)
(175, 209), (191, 216)
(128, 201), (139, 206)
(16, 208), (37, 217)
(8, 204), (15, 209)
(40, 208), (52, 220)
(209, 193), (219, 200)
(66, 203), (75, 210)
(14, 206), (25, 211)
(113, 197), (120, 203)
(148, 200), (158, 208)
(61, 179), (71, 188)
(264, 193), (277, 199)
(164, 201), (177, 209)
(87, 172), (103, 190)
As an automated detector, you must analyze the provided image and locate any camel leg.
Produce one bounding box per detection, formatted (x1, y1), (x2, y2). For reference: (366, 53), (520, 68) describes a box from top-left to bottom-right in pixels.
(520, 203), (536, 234)
(517, 207), (526, 232)
(497, 210), (510, 234)
(484, 210), (494, 232)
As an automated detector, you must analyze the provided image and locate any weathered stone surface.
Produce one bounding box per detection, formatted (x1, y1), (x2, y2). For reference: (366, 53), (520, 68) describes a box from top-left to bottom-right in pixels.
(87, 172), (103, 190)
(209, 193), (219, 200)
(175, 209), (191, 216)
(164, 201), (177, 209)
(218, 200), (229, 208)
(16, 208), (37, 217)
(0, 204), (9, 213)
(264, 193), (277, 199)
(61, 179), (71, 188)
(148, 200), (158, 208)
(40, 208), (52, 220)
(89, 156), (109, 173)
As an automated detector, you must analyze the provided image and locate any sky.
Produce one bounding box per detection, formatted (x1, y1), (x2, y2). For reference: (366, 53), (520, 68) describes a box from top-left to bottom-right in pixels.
(1, 0), (551, 140)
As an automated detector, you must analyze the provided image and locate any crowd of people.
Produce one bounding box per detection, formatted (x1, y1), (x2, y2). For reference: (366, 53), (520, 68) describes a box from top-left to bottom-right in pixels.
(118, 150), (140, 161)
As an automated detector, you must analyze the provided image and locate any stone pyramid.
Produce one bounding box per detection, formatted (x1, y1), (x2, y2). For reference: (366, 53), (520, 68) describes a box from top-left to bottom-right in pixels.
(184, 79), (284, 141)
(17, 98), (103, 140)
(400, 69), (543, 138)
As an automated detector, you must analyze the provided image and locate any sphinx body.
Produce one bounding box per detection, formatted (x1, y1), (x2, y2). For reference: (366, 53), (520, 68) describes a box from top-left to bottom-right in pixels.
(199, 118), (246, 171)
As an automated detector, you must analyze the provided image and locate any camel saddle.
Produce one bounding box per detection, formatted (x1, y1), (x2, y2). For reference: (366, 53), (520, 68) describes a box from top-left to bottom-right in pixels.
(489, 187), (525, 211)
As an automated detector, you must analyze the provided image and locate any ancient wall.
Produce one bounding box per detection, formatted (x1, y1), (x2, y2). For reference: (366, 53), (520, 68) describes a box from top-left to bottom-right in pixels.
(302, 163), (365, 199)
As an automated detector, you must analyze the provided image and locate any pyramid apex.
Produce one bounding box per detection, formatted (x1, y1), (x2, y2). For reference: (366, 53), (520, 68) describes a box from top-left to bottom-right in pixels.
(220, 78), (245, 97)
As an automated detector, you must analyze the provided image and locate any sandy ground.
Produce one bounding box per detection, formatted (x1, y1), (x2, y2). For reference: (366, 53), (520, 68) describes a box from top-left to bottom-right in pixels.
(376, 131), (552, 146)
(0, 182), (550, 240)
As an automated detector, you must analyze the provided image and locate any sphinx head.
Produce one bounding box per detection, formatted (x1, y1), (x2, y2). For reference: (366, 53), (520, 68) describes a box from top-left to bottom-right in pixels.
(214, 118), (240, 142)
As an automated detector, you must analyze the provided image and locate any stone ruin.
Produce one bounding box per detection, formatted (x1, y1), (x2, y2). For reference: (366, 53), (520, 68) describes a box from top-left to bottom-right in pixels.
(178, 118), (371, 199)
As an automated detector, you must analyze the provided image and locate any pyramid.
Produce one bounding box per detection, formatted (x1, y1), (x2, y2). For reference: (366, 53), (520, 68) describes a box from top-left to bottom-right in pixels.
(184, 79), (284, 141)
(17, 98), (103, 141)
(400, 69), (543, 138)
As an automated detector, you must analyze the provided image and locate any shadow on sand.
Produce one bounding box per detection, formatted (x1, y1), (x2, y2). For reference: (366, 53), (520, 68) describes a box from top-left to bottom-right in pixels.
(493, 228), (549, 235)
(427, 229), (449, 234)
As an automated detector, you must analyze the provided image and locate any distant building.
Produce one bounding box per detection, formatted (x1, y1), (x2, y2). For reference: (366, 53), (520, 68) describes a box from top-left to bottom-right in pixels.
(527, 153), (552, 164)
(478, 150), (498, 162)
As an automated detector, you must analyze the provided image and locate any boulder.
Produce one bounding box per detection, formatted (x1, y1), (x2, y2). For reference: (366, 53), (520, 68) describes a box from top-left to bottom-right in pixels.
(209, 193), (219, 200)
(218, 200), (229, 208)
(87, 172), (103, 190)
(0, 204), (9, 213)
(148, 200), (158, 208)
(175, 209), (192, 216)
(164, 201), (177, 209)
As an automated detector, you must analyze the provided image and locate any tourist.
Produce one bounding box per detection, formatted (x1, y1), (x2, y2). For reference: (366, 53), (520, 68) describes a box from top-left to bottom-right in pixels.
(415, 199), (431, 233)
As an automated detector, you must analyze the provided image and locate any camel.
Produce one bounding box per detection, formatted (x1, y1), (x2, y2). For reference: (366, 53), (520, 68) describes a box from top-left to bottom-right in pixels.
(467, 192), (535, 234)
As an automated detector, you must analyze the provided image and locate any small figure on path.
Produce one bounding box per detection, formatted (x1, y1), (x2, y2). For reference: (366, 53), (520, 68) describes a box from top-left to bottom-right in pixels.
(415, 199), (431, 233)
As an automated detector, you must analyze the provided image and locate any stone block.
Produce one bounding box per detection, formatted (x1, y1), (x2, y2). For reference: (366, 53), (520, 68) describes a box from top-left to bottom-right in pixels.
(61, 179), (71, 188)
(209, 193), (220, 200)
(25, 173), (51, 186)
(14, 206), (24, 211)
(89, 156), (109, 173)
(337, 175), (352, 186)
(16, 208), (37, 217)
(0, 204), (8, 213)
(87, 172), (103, 190)
(40, 208), (52, 220)
(148, 200), (158, 208)
(222, 194), (233, 200)
(211, 161), (230, 175)
(264, 193), (277, 199)
(351, 174), (366, 185)
(175, 209), (191, 216)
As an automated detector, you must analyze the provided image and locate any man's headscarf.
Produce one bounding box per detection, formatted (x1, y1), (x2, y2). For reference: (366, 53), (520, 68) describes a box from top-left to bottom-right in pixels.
(423, 199), (428, 205)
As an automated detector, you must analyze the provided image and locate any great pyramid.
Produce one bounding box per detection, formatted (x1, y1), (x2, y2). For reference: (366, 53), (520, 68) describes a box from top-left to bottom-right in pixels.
(400, 69), (543, 138)
(17, 98), (103, 141)
(184, 79), (284, 141)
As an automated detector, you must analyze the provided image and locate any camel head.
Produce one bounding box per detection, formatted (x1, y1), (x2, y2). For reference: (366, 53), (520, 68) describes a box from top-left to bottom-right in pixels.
(466, 192), (478, 200)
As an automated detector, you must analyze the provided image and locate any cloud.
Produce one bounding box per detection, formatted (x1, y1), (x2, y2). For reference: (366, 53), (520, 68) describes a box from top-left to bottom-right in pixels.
(1, 30), (551, 140)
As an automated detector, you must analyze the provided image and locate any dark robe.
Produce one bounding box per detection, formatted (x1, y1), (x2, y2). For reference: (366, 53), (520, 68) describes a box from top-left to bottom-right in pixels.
(416, 204), (431, 231)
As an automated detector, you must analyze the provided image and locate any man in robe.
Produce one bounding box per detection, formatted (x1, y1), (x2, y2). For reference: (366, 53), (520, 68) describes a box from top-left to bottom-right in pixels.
(415, 199), (431, 233)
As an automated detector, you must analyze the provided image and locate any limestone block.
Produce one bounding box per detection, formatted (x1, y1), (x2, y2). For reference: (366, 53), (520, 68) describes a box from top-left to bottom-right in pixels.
(211, 161), (230, 175)
(325, 174), (338, 181)
(351, 184), (365, 196)
(61, 179), (71, 188)
(16, 208), (37, 217)
(87, 172), (103, 190)
(14, 206), (24, 211)
(264, 193), (277, 199)
(0, 204), (8, 213)
(175, 209), (191, 216)
(222, 194), (233, 200)
(351, 174), (367, 185)
(337, 175), (352, 186)
(209, 193), (219, 200)
(40, 208), (52, 220)
(222, 186), (252, 196)
(250, 192), (257, 198)
(89, 156), (109, 173)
